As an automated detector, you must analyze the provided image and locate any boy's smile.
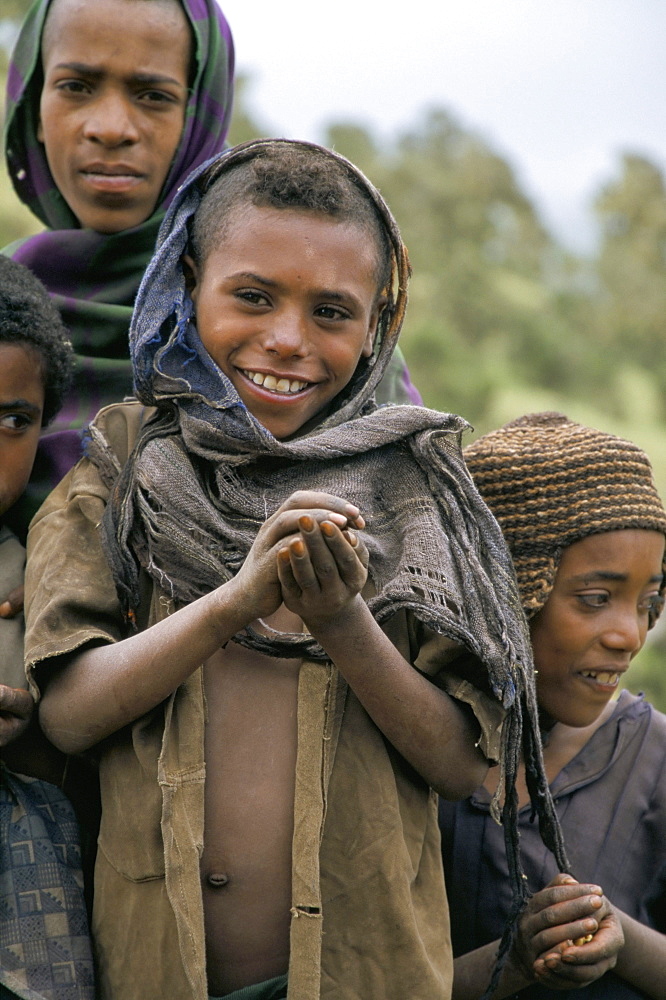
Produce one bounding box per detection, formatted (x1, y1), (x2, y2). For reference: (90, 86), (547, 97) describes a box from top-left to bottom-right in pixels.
(37, 0), (190, 233)
(186, 205), (384, 440)
(0, 344), (45, 519)
(530, 529), (665, 729)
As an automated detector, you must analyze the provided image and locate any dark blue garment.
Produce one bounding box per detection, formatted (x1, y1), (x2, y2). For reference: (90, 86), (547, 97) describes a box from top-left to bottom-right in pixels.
(439, 690), (666, 999)
(0, 767), (95, 1000)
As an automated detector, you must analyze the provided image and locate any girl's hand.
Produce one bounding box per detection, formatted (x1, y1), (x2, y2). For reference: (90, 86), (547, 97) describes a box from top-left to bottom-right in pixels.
(231, 491), (364, 624)
(276, 514), (368, 629)
(510, 874), (623, 989)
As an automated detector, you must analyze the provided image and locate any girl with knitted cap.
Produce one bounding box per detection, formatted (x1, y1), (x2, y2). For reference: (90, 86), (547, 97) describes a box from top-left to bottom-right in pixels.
(442, 412), (666, 999)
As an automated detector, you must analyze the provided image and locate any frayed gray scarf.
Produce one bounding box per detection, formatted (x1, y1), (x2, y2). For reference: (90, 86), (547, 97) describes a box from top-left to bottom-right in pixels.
(85, 141), (570, 994)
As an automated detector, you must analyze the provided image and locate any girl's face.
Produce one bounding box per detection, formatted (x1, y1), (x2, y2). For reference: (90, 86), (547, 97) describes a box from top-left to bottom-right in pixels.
(530, 529), (665, 729)
(38, 0), (191, 233)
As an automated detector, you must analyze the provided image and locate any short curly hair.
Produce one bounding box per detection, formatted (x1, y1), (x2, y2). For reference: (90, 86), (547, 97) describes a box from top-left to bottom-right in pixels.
(189, 142), (392, 295)
(0, 255), (74, 425)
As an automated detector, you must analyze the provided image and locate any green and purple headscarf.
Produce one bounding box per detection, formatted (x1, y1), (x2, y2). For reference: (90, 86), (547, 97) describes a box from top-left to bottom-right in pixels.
(3, 0), (234, 533)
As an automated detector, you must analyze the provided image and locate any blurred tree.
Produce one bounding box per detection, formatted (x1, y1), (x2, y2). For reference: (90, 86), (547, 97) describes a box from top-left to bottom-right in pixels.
(593, 154), (666, 415)
(325, 109), (592, 422)
(227, 72), (269, 146)
(1, 0), (31, 19)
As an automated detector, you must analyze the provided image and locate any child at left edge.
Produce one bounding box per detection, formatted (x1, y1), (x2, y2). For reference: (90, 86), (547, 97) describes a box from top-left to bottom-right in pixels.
(23, 139), (559, 1000)
(0, 255), (95, 1000)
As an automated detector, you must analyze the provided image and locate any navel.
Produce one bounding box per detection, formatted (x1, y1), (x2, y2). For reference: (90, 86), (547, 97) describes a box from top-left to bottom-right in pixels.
(207, 872), (230, 888)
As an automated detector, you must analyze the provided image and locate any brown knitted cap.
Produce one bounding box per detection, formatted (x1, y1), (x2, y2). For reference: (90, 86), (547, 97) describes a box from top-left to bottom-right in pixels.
(464, 412), (666, 618)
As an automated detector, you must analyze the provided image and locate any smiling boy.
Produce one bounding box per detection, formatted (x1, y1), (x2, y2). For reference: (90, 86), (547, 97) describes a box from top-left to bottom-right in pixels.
(24, 140), (547, 1000)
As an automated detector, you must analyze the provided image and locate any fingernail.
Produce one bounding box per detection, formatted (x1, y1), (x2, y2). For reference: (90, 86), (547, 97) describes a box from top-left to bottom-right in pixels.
(292, 539), (305, 556)
(321, 521), (335, 537)
(278, 547), (291, 563)
(299, 516), (314, 531)
(347, 530), (358, 546)
(345, 503), (360, 515)
(0, 602), (10, 617)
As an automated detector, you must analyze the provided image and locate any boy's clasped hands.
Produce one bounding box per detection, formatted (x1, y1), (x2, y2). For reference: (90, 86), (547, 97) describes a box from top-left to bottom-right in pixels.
(231, 490), (368, 632)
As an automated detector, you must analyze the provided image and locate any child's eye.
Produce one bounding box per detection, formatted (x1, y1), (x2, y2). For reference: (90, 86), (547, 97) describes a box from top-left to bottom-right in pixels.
(56, 79), (91, 96)
(576, 592), (609, 609)
(0, 413), (33, 432)
(138, 89), (181, 107)
(235, 289), (270, 307)
(643, 593), (664, 627)
(315, 305), (350, 322)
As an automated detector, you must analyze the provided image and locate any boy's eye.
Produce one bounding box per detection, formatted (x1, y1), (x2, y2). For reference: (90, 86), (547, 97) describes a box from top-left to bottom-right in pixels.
(0, 413), (34, 432)
(138, 89), (181, 107)
(235, 289), (270, 307)
(56, 79), (90, 95)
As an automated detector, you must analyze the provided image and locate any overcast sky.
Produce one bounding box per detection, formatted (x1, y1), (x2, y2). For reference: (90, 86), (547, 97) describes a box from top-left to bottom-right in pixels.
(220, 0), (665, 253)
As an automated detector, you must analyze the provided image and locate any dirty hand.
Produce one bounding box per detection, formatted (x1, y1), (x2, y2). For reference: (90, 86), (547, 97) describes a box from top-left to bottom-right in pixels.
(276, 508), (368, 629)
(232, 491), (364, 624)
(0, 584), (24, 619)
(510, 874), (623, 990)
(0, 684), (34, 748)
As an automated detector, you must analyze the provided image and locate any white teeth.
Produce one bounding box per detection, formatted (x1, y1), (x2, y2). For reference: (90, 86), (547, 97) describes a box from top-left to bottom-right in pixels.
(581, 670), (619, 685)
(244, 370), (308, 394)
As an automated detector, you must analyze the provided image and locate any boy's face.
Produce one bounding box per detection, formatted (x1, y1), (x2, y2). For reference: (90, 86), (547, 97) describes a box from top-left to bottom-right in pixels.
(185, 205), (384, 440)
(38, 0), (190, 234)
(0, 344), (45, 519)
(530, 528), (665, 729)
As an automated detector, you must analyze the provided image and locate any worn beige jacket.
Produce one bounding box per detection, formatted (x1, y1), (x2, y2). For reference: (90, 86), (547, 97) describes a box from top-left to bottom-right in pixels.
(24, 402), (505, 1000)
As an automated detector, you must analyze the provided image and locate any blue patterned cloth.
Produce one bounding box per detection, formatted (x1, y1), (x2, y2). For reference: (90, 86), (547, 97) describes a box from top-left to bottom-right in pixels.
(0, 767), (94, 1000)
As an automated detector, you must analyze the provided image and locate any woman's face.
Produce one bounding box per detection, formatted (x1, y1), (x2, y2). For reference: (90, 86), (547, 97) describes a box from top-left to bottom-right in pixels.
(530, 529), (665, 729)
(38, 0), (191, 233)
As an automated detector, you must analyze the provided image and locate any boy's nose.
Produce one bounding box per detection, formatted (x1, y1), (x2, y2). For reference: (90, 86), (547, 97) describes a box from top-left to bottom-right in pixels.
(262, 312), (309, 358)
(82, 92), (140, 147)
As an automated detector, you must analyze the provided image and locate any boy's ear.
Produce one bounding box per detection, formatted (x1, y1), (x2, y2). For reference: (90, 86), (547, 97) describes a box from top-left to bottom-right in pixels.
(181, 253), (200, 300)
(362, 294), (388, 357)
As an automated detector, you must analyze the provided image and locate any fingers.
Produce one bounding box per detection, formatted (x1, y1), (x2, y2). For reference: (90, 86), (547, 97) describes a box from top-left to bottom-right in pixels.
(515, 879), (609, 977)
(0, 684), (34, 718)
(276, 517), (368, 612)
(279, 491), (365, 528)
(0, 584), (25, 618)
(266, 492), (365, 541)
(0, 684), (34, 748)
